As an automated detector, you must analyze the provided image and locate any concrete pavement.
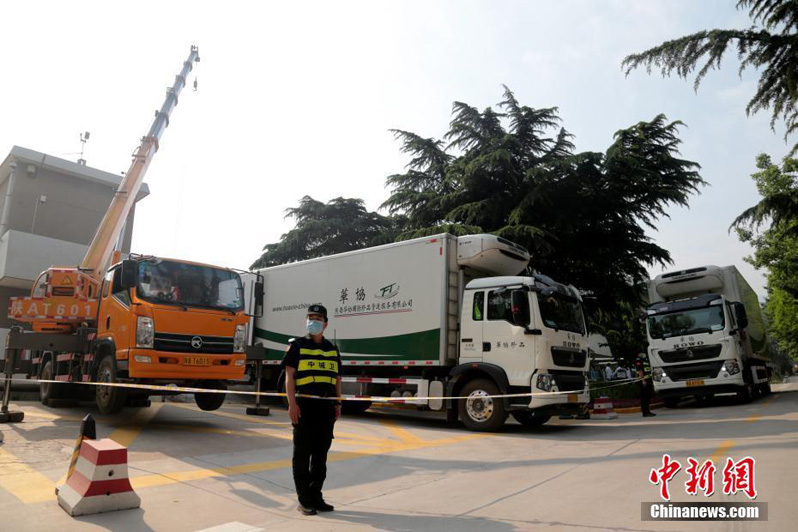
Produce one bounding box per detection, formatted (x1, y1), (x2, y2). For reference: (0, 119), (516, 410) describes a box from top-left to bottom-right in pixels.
(0, 377), (796, 531)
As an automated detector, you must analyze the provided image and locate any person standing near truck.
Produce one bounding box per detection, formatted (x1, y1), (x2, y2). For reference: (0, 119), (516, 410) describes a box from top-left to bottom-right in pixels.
(282, 304), (342, 515)
(636, 352), (656, 417)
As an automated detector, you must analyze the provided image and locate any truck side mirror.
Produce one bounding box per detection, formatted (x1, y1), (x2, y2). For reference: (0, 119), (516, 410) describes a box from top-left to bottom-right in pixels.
(120, 259), (137, 289)
(254, 280), (264, 318)
(734, 302), (748, 330)
(511, 290), (530, 327)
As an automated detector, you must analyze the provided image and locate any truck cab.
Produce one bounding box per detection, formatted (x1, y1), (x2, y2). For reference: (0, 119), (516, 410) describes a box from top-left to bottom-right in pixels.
(458, 275), (590, 428)
(31, 256), (251, 414)
(104, 257), (250, 381)
(645, 265), (771, 406)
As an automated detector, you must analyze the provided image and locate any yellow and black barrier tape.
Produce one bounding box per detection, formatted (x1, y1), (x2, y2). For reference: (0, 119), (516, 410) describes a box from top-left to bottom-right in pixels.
(9, 376), (646, 403)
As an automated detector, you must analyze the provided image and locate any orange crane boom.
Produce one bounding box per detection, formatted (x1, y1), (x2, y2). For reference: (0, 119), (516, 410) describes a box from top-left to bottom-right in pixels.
(9, 46), (200, 330)
(81, 45), (200, 279)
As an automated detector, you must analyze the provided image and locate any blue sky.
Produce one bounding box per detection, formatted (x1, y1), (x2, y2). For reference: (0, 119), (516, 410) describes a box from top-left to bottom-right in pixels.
(0, 0), (787, 297)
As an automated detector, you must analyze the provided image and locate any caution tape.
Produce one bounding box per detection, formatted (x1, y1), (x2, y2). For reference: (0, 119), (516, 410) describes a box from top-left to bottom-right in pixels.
(9, 376), (646, 403)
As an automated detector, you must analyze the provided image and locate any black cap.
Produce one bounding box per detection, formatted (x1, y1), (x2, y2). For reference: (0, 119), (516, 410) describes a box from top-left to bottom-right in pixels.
(307, 304), (328, 321)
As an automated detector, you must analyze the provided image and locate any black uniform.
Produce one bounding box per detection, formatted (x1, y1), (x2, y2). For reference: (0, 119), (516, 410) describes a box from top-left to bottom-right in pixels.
(636, 356), (654, 416)
(281, 335), (341, 508)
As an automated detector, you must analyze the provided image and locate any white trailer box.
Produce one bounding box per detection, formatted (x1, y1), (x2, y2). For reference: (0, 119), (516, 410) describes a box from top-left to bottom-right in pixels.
(249, 234), (591, 431)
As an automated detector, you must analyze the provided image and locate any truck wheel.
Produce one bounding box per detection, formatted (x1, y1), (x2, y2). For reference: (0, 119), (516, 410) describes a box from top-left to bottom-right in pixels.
(458, 379), (508, 432)
(663, 398), (680, 409)
(194, 381), (227, 411)
(40, 359), (65, 404)
(511, 410), (551, 428)
(342, 400), (372, 415)
(694, 393), (714, 405)
(736, 385), (752, 404)
(96, 355), (127, 415)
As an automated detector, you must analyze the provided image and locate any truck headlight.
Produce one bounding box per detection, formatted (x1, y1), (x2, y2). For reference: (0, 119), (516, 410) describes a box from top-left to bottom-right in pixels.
(652, 367), (666, 382)
(722, 360), (740, 375)
(536, 374), (553, 392)
(136, 316), (154, 348)
(234, 324), (247, 353)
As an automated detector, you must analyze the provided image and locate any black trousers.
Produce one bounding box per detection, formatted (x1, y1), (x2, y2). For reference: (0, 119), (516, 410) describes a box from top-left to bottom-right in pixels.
(292, 397), (335, 506)
(639, 378), (653, 415)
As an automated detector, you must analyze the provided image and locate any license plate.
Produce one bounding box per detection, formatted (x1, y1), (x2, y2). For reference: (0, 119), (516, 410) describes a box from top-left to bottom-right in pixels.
(686, 379), (705, 387)
(568, 394), (578, 403)
(183, 356), (211, 366)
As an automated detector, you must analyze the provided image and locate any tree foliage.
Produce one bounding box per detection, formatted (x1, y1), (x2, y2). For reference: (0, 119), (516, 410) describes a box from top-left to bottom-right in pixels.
(623, 0), (798, 154)
(250, 196), (397, 269)
(383, 87), (704, 317)
(734, 154), (798, 361)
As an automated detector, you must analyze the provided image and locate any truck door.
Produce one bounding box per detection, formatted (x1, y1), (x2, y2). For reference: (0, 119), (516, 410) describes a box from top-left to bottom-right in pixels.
(99, 267), (133, 360)
(482, 288), (533, 386)
(459, 290), (484, 363)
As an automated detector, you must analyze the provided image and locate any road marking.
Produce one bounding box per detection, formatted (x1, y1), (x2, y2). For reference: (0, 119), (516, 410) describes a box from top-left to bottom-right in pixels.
(168, 403), (388, 442)
(709, 440), (735, 464)
(0, 448), (57, 504)
(379, 419), (427, 444)
(108, 403), (164, 447)
(129, 431), (487, 491)
(4, 402), (488, 504)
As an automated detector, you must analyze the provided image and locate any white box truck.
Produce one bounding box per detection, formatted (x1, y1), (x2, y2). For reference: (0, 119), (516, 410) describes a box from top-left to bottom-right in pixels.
(645, 265), (771, 407)
(246, 234), (590, 431)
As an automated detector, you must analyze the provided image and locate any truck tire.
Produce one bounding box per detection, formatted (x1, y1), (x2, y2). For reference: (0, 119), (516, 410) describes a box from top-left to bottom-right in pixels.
(694, 393), (714, 405)
(342, 400), (372, 415)
(663, 398), (680, 409)
(96, 355), (127, 415)
(736, 385), (752, 404)
(39, 359), (65, 404)
(195, 381), (227, 411)
(511, 410), (551, 428)
(458, 379), (508, 432)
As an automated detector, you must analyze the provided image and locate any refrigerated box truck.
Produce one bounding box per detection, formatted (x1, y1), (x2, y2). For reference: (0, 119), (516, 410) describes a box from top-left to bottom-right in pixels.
(645, 265), (771, 407)
(246, 234), (590, 431)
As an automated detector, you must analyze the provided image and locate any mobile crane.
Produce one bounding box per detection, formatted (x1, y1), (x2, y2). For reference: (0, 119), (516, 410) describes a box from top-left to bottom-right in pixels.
(3, 46), (259, 415)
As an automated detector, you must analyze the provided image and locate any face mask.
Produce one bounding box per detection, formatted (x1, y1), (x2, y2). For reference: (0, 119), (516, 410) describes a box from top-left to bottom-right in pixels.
(306, 319), (324, 335)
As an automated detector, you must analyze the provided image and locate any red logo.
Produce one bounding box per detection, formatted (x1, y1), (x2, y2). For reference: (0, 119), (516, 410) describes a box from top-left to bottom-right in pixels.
(649, 454), (682, 501)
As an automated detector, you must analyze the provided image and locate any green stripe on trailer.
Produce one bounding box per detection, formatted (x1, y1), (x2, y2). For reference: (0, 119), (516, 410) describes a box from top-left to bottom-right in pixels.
(253, 327), (440, 360)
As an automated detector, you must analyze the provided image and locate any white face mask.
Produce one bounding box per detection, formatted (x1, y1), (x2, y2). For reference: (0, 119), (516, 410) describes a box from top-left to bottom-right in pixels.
(306, 319), (324, 335)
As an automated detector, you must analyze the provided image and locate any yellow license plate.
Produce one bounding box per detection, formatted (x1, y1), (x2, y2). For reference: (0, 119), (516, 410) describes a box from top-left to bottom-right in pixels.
(686, 379), (705, 387)
(568, 394), (578, 403)
(183, 356), (211, 366)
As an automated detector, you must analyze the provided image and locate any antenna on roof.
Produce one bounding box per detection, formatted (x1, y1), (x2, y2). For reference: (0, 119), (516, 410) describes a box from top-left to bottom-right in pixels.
(77, 131), (90, 166)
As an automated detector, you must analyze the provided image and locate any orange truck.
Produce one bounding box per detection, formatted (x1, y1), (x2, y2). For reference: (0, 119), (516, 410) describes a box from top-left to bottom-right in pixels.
(2, 46), (262, 414)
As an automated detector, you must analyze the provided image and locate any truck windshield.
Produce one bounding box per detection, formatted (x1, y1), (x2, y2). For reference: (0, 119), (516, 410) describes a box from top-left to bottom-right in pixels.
(648, 305), (725, 339)
(136, 259), (244, 311)
(538, 294), (585, 334)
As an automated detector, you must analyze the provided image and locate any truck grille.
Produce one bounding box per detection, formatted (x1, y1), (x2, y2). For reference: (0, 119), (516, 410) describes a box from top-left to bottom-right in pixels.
(665, 361), (725, 381)
(153, 332), (234, 354)
(659, 344), (722, 363)
(550, 370), (586, 392)
(551, 347), (587, 368)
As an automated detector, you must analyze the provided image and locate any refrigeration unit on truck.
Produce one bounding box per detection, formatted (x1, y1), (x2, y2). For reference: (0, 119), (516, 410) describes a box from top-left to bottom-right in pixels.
(246, 234), (590, 431)
(645, 265), (771, 407)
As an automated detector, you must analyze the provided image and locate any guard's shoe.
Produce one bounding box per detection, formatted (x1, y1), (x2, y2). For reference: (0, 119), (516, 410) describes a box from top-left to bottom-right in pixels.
(643, 412), (657, 417)
(297, 503), (317, 516)
(315, 499), (335, 512)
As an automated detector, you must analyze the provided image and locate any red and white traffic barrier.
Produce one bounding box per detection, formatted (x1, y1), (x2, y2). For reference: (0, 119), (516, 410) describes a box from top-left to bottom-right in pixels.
(591, 396), (618, 420)
(57, 438), (141, 516)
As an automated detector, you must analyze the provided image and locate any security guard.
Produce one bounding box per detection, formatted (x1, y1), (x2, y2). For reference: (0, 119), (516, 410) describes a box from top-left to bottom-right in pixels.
(636, 352), (656, 417)
(282, 304), (342, 515)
